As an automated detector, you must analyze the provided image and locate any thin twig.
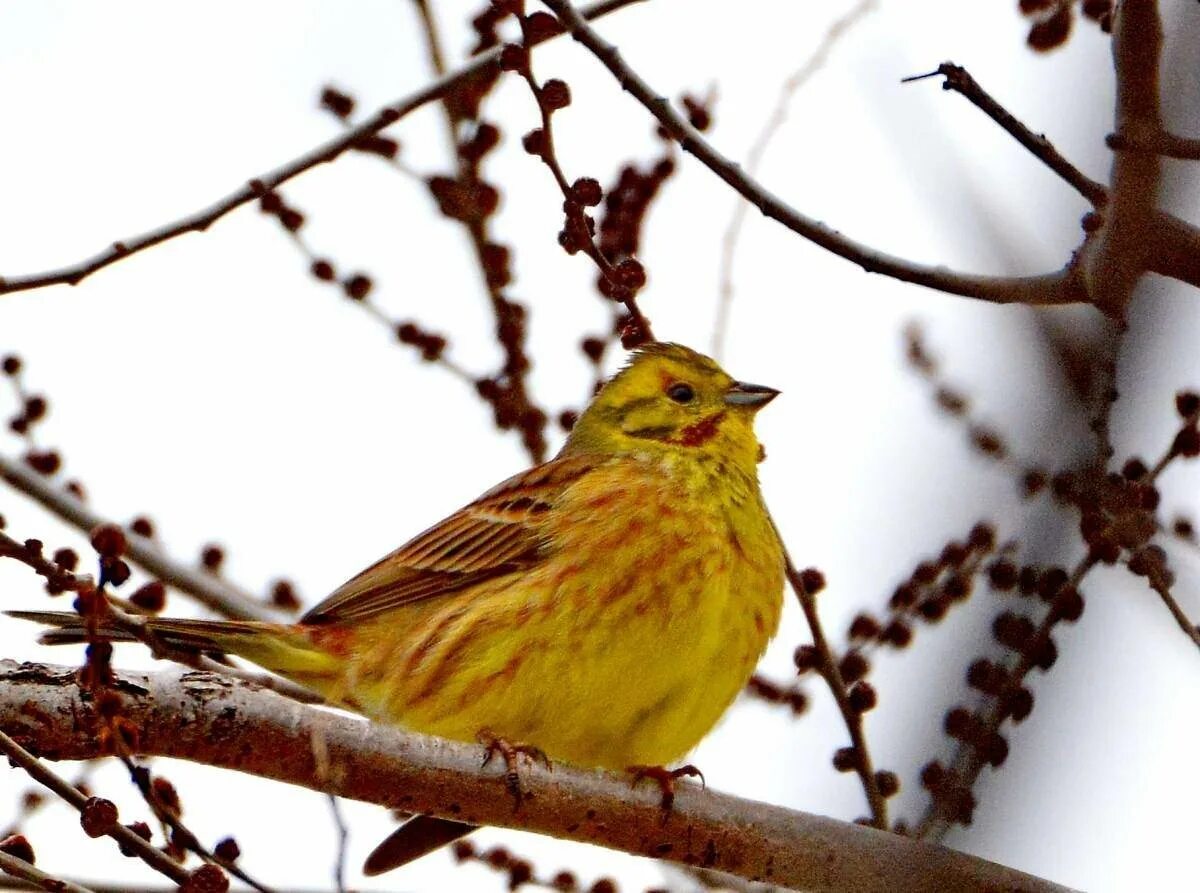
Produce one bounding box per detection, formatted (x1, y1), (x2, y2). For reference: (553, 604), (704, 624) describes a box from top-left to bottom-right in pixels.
(0, 728), (190, 885)
(0, 0), (644, 299)
(409, 0), (553, 463)
(0, 853), (96, 893)
(915, 555), (1098, 841)
(714, 0), (877, 359)
(516, 32), (654, 340)
(327, 795), (349, 893)
(540, 0), (1086, 307)
(901, 63), (1107, 206)
(0, 453), (277, 621)
(0, 662), (1075, 893)
(781, 550), (888, 829)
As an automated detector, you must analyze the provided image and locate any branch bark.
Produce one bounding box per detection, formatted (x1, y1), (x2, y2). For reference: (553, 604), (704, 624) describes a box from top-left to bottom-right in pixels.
(0, 662), (1075, 893)
(0, 0), (643, 299)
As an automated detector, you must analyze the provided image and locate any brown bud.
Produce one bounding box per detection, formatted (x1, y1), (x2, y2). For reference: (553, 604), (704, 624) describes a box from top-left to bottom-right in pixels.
(498, 43), (528, 72)
(129, 581), (166, 613)
(80, 796), (119, 837)
(0, 834), (34, 865)
(90, 524), (126, 558)
(540, 79), (571, 111)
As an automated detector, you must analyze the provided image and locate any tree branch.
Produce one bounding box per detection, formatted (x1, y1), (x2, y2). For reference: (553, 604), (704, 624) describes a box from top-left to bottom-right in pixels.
(0, 727), (190, 885)
(0, 662), (1075, 893)
(1109, 130), (1200, 160)
(1077, 0), (1165, 316)
(0, 853), (96, 893)
(0, 0), (644, 299)
(901, 63), (1108, 206)
(714, 0), (877, 359)
(781, 553), (888, 829)
(0, 453), (276, 621)
(539, 0), (1086, 307)
(1148, 209), (1200, 290)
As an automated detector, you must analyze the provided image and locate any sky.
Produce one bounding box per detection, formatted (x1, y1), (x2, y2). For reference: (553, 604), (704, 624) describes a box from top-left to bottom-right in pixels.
(0, 1), (1197, 891)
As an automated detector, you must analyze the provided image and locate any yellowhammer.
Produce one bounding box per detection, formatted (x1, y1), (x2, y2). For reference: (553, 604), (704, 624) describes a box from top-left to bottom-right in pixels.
(13, 342), (785, 873)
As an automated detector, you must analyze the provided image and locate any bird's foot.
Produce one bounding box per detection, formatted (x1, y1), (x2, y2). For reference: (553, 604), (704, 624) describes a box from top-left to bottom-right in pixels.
(627, 763), (705, 816)
(477, 729), (551, 810)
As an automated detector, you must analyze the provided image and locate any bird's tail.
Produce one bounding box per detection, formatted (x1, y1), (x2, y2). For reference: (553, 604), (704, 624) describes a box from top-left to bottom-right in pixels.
(5, 610), (342, 689)
(364, 816), (477, 875)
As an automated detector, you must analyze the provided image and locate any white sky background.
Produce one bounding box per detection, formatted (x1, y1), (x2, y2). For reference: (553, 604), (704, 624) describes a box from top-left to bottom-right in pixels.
(0, 1), (1197, 890)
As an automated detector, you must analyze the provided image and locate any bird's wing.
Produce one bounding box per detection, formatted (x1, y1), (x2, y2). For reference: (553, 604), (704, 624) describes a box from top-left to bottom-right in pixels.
(301, 453), (598, 625)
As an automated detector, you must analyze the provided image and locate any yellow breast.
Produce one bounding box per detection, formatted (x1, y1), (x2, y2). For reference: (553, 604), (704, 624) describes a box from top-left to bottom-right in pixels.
(354, 453), (784, 770)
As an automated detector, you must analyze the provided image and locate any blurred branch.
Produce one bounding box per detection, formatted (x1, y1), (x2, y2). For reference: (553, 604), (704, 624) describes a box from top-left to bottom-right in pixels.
(1109, 130), (1200, 160)
(1077, 0), (1164, 316)
(714, 0), (877, 359)
(0, 453), (276, 622)
(0, 853), (95, 893)
(0, 728), (191, 885)
(1149, 209), (1200, 290)
(0, 0), (644, 299)
(540, 0), (1087, 307)
(901, 62), (1107, 205)
(0, 662), (1076, 893)
(410, 0), (551, 462)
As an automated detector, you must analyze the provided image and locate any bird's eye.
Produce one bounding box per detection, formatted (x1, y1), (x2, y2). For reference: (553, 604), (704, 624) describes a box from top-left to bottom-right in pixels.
(667, 382), (695, 404)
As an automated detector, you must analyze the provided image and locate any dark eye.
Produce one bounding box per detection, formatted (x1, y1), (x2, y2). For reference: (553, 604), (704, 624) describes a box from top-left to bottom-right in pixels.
(667, 382), (695, 404)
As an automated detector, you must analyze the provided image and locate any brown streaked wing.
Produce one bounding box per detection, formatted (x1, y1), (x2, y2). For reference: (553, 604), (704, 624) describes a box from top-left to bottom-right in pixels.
(300, 454), (598, 625)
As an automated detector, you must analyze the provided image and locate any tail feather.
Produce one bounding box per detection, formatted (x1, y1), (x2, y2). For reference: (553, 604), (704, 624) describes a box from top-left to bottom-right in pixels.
(363, 817), (476, 875)
(5, 610), (341, 682)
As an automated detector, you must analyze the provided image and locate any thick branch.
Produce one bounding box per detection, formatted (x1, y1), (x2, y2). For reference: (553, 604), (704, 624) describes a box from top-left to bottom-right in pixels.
(1149, 209), (1200, 289)
(0, 453), (275, 621)
(539, 0), (1085, 307)
(0, 662), (1073, 893)
(1109, 130), (1200, 160)
(0, 0), (642, 299)
(1078, 0), (1165, 315)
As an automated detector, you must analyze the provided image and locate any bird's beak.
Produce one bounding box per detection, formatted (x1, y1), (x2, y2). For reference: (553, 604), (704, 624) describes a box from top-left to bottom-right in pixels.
(724, 381), (780, 408)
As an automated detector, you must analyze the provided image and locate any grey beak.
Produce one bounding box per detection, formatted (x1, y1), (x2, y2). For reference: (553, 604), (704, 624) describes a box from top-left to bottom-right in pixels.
(724, 381), (780, 408)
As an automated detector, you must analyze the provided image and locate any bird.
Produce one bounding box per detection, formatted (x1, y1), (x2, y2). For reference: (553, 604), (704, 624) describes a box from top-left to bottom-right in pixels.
(11, 341), (785, 874)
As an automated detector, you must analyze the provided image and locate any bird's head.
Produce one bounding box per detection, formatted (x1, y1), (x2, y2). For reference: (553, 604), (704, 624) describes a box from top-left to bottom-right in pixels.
(563, 342), (779, 472)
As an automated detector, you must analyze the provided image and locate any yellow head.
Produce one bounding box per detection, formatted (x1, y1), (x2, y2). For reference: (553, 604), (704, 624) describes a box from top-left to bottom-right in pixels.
(562, 343), (778, 472)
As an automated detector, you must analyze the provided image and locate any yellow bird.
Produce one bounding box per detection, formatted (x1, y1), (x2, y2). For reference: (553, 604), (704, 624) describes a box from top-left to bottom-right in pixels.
(13, 342), (785, 872)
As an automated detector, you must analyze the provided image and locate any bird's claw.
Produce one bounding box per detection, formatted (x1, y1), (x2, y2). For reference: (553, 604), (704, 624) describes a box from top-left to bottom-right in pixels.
(627, 763), (705, 817)
(477, 729), (551, 811)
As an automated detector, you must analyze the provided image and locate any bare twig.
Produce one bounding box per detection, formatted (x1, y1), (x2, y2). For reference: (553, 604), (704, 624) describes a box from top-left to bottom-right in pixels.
(516, 29), (655, 341)
(901, 63), (1107, 206)
(409, 0), (553, 463)
(540, 0), (1086, 307)
(0, 453), (276, 621)
(0, 662), (1075, 893)
(915, 555), (1098, 841)
(327, 795), (349, 893)
(714, 0), (877, 358)
(0, 853), (96, 893)
(0, 727), (190, 885)
(780, 552), (888, 829)
(0, 0), (643, 300)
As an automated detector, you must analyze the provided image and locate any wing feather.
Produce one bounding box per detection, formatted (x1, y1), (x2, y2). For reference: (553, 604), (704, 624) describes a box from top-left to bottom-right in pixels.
(301, 454), (597, 625)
